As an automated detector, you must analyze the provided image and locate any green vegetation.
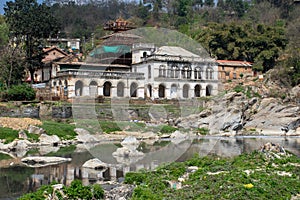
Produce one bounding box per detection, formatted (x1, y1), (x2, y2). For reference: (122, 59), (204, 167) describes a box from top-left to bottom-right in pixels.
(2, 84), (35, 101)
(0, 153), (12, 160)
(99, 121), (122, 133)
(0, 127), (18, 143)
(195, 127), (209, 135)
(125, 151), (300, 200)
(159, 125), (178, 134)
(26, 132), (40, 142)
(39, 121), (76, 140)
(46, 145), (76, 157)
(19, 180), (104, 200)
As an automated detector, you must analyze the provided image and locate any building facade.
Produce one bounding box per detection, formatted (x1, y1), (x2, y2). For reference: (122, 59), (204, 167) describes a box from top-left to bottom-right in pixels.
(48, 42), (219, 100)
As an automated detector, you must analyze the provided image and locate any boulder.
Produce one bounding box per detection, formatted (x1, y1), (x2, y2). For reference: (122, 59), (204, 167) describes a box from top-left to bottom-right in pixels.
(28, 125), (45, 135)
(75, 128), (98, 143)
(39, 134), (60, 145)
(82, 158), (108, 169)
(21, 156), (71, 167)
(14, 139), (31, 150)
(170, 130), (186, 139)
(18, 130), (28, 139)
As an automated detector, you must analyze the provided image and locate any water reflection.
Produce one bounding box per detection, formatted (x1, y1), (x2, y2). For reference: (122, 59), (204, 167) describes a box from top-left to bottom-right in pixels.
(0, 136), (299, 199)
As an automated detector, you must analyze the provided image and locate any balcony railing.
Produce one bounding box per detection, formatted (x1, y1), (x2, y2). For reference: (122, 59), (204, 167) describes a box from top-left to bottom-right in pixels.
(57, 70), (145, 80)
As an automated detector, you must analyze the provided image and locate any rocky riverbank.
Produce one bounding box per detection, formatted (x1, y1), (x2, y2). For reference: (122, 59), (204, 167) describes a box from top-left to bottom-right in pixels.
(174, 92), (300, 136)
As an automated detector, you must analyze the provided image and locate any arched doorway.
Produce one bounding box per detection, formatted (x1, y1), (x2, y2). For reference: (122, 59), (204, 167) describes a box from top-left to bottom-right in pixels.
(158, 84), (165, 98)
(89, 81), (98, 97)
(147, 84), (152, 98)
(103, 82), (112, 97)
(64, 80), (68, 97)
(75, 80), (83, 96)
(130, 82), (138, 97)
(206, 85), (212, 96)
(170, 84), (177, 98)
(117, 82), (125, 97)
(194, 84), (201, 97)
(183, 84), (189, 98)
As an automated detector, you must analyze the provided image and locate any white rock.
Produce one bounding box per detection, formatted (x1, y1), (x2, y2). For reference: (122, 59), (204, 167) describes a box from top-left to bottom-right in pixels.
(39, 134), (60, 145)
(28, 125), (45, 135)
(82, 158), (108, 169)
(75, 128), (98, 143)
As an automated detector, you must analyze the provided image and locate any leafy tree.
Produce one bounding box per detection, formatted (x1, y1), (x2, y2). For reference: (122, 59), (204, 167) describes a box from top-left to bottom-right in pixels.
(0, 16), (9, 49)
(4, 0), (60, 84)
(0, 46), (25, 88)
(192, 22), (287, 72)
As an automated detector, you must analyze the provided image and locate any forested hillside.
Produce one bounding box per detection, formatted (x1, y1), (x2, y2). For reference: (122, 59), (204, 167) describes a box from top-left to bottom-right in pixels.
(47, 0), (299, 86)
(0, 0), (299, 88)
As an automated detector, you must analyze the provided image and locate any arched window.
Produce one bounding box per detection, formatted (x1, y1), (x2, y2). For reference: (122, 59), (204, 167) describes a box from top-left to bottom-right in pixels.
(159, 65), (166, 77)
(143, 52), (147, 58)
(75, 80), (83, 96)
(194, 84), (201, 97)
(89, 81), (98, 97)
(130, 82), (138, 97)
(170, 65), (179, 78)
(117, 82), (125, 97)
(103, 82), (112, 97)
(182, 65), (192, 79)
(206, 67), (213, 80)
(148, 65), (151, 79)
(194, 67), (202, 80)
(206, 85), (213, 96)
(183, 84), (189, 98)
(64, 80), (68, 96)
(158, 84), (165, 98)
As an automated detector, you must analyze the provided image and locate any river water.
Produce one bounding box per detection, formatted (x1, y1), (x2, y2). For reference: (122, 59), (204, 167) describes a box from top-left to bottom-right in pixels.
(0, 136), (300, 199)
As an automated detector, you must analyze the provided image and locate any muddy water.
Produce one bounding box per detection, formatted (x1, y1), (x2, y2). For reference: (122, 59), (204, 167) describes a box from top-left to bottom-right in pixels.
(0, 136), (299, 199)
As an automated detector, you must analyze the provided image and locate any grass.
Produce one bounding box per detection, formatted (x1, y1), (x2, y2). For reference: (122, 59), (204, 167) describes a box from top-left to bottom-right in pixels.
(46, 145), (76, 157)
(0, 127), (19, 143)
(195, 127), (209, 135)
(0, 153), (13, 160)
(125, 151), (300, 200)
(39, 121), (77, 140)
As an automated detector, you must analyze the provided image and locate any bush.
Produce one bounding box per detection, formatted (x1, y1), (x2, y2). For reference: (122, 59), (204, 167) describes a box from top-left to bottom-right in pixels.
(159, 125), (178, 134)
(196, 127), (209, 135)
(4, 84), (35, 101)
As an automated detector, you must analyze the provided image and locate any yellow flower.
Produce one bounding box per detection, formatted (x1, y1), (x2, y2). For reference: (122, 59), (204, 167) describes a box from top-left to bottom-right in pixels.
(244, 183), (254, 189)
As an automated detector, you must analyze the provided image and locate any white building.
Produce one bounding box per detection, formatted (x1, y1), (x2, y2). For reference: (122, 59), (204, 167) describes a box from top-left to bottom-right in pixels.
(49, 42), (218, 100)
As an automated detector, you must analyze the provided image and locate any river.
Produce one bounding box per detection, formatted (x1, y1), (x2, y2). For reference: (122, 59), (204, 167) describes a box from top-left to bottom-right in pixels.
(0, 136), (300, 199)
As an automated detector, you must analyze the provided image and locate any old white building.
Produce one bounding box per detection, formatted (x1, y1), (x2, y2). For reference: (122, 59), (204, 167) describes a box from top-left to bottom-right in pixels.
(49, 41), (218, 100)
(132, 43), (218, 99)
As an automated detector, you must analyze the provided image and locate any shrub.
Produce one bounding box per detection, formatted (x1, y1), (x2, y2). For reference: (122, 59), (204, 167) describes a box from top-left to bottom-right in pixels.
(159, 125), (178, 134)
(196, 127), (209, 135)
(4, 84), (35, 101)
(233, 85), (245, 93)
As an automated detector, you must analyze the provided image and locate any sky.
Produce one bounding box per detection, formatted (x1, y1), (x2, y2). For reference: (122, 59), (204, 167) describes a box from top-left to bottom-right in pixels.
(1, 0), (42, 14)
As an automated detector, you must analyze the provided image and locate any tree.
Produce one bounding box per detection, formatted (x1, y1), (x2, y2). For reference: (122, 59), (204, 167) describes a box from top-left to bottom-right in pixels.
(0, 46), (25, 89)
(0, 16), (9, 49)
(4, 0), (60, 84)
(193, 22), (287, 72)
